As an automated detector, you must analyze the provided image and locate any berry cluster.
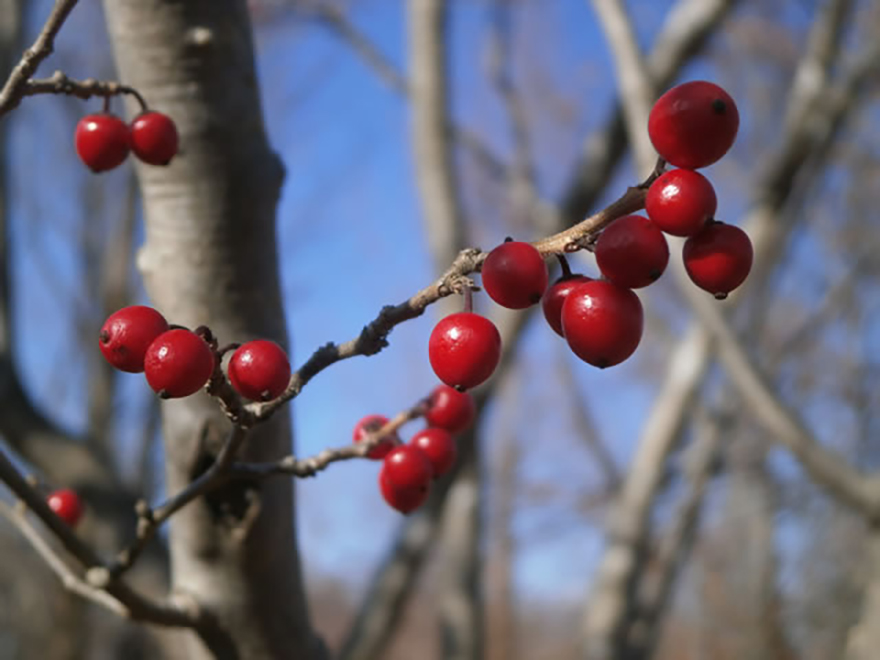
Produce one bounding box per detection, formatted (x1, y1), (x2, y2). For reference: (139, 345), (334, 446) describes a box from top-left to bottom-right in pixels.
(75, 109), (178, 173)
(98, 305), (291, 402)
(356, 384), (474, 513)
(426, 80), (753, 377)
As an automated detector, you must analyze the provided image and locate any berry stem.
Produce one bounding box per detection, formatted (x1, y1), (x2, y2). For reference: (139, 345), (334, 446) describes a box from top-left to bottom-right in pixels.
(463, 286), (474, 313)
(555, 253), (573, 279)
(102, 95), (110, 114)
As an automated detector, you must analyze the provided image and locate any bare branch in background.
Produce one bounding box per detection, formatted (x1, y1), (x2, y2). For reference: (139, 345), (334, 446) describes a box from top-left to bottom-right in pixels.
(589, 0), (656, 174)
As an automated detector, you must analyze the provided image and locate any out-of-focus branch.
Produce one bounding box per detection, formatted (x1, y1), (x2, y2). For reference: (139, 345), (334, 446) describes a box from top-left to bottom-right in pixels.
(627, 408), (724, 659)
(582, 325), (712, 660)
(589, 0), (656, 174)
(312, 3), (507, 182)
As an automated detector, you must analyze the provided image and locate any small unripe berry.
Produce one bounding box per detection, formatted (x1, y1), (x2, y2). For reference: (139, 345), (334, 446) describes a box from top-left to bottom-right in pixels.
(75, 113), (131, 173)
(228, 340), (291, 401)
(428, 312), (502, 391)
(130, 111), (179, 166)
(683, 221), (753, 299)
(481, 241), (549, 309)
(99, 305), (169, 373)
(144, 329), (215, 398)
(424, 384), (476, 434)
(561, 280), (643, 368)
(409, 428), (457, 477)
(353, 414), (399, 460)
(47, 489), (83, 527)
(595, 215), (669, 289)
(646, 169), (717, 237)
(648, 81), (739, 169)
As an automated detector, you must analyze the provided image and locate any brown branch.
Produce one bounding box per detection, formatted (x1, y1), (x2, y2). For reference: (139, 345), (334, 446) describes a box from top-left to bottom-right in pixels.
(0, 0), (79, 116)
(23, 70), (147, 109)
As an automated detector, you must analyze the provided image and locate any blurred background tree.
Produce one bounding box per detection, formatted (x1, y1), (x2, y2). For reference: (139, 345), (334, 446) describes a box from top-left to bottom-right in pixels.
(0, 0), (878, 659)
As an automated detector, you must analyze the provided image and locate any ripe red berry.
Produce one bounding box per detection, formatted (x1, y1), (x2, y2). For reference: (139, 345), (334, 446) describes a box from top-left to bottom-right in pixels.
(47, 489), (83, 527)
(410, 428), (457, 477)
(424, 384), (476, 434)
(144, 329), (215, 398)
(646, 169), (717, 237)
(130, 111), (179, 166)
(428, 312), (502, 390)
(228, 340), (291, 401)
(561, 280), (643, 368)
(99, 305), (169, 373)
(75, 113), (131, 172)
(481, 241), (549, 309)
(683, 221), (753, 299)
(648, 81), (739, 169)
(595, 215), (669, 289)
(541, 274), (592, 337)
(353, 414), (399, 460)
(379, 445), (433, 513)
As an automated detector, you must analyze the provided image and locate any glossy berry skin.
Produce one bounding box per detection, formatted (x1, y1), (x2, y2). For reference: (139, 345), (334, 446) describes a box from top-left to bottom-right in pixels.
(541, 275), (592, 337)
(648, 81), (739, 169)
(481, 241), (549, 309)
(353, 414), (398, 460)
(646, 169), (717, 237)
(75, 113), (131, 172)
(144, 329), (215, 398)
(379, 445), (433, 513)
(683, 221), (753, 299)
(561, 280), (643, 368)
(410, 428), (457, 477)
(595, 215), (669, 289)
(99, 305), (169, 373)
(228, 340), (291, 401)
(130, 111), (179, 166)
(424, 384), (475, 434)
(47, 489), (83, 527)
(428, 312), (502, 390)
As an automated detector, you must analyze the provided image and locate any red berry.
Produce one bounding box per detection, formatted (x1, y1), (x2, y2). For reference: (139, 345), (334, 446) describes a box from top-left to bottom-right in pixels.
(424, 384), (476, 434)
(130, 111), (179, 166)
(541, 275), (592, 337)
(144, 329), (215, 398)
(595, 215), (669, 289)
(683, 221), (753, 299)
(648, 81), (739, 169)
(379, 445), (433, 513)
(646, 169), (717, 237)
(428, 312), (502, 390)
(47, 489), (83, 527)
(561, 280), (643, 368)
(379, 469), (429, 514)
(353, 414), (398, 460)
(75, 113), (131, 172)
(228, 340), (291, 401)
(99, 305), (169, 373)
(481, 241), (549, 309)
(410, 428), (457, 477)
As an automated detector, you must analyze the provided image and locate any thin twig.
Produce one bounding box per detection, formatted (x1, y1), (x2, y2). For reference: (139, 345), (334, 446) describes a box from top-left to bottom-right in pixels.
(0, 0), (79, 116)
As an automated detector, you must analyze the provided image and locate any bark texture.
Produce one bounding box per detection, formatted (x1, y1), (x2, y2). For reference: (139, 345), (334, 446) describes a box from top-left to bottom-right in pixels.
(101, 2), (319, 658)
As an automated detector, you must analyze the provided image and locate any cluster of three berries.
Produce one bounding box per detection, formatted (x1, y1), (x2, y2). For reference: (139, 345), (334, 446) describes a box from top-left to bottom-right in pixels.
(76, 110), (178, 173)
(99, 305), (291, 402)
(354, 384), (475, 513)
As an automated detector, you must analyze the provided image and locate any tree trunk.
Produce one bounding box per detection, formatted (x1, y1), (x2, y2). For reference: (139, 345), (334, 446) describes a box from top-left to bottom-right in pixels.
(101, 2), (319, 658)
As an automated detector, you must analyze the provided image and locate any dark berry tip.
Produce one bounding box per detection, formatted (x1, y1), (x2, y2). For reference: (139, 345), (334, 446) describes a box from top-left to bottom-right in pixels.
(597, 358), (610, 369)
(711, 99), (727, 114)
(530, 292), (543, 304)
(157, 389), (170, 399)
(504, 236), (514, 243)
(260, 390), (273, 402)
(649, 269), (662, 281)
(454, 384), (466, 393)
(714, 292), (729, 301)
(99, 330), (110, 344)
